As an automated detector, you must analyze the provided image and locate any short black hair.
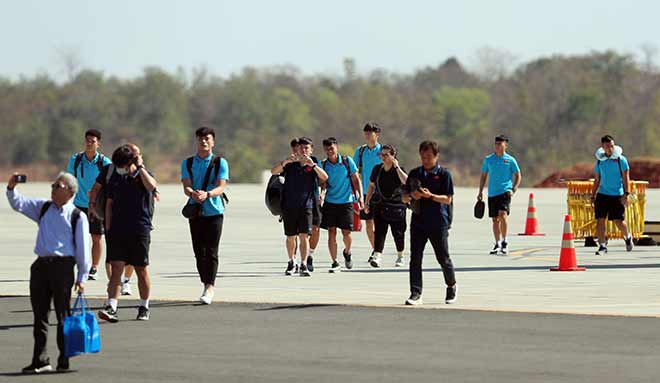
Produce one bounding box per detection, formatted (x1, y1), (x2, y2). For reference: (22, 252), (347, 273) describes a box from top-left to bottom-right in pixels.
(195, 126), (216, 139)
(322, 137), (338, 147)
(381, 144), (397, 158)
(495, 134), (509, 143)
(85, 129), (102, 140)
(111, 145), (135, 167)
(419, 140), (439, 156)
(290, 138), (299, 148)
(601, 134), (614, 143)
(363, 122), (382, 133)
(298, 137), (313, 146)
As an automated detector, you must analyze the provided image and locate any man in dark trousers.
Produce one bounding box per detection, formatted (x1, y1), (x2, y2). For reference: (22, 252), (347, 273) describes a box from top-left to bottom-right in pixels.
(7, 172), (91, 374)
(403, 140), (457, 306)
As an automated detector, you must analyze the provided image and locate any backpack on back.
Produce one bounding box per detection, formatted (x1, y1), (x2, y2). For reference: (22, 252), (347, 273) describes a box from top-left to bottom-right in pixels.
(40, 202), (81, 246)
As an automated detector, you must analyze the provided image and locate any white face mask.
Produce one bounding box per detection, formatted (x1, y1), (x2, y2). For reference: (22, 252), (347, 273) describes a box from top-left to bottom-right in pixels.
(116, 168), (129, 176)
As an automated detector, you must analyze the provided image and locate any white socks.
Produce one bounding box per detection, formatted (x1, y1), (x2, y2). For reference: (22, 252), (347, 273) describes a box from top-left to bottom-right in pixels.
(140, 299), (150, 309)
(108, 298), (118, 311)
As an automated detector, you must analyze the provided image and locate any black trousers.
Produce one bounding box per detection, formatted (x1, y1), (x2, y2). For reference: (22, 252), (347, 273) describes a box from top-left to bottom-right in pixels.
(30, 257), (75, 365)
(373, 213), (406, 253)
(188, 215), (224, 286)
(409, 226), (456, 295)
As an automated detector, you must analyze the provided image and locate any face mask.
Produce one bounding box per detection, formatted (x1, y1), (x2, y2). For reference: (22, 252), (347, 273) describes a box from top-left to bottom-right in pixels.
(116, 168), (129, 176)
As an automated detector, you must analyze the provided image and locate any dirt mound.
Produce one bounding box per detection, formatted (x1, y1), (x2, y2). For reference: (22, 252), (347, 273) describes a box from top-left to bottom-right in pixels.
(535, 159), (660, 188)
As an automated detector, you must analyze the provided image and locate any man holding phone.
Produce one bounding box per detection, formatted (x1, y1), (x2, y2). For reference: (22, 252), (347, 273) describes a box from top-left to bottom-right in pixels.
(66, 129), (112, 280)
(7, 172), (91, 373)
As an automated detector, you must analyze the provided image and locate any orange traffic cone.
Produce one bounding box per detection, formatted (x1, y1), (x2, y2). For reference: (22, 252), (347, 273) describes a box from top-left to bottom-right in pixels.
(519, 193), (545, 236)
(551, 215), (586, 271)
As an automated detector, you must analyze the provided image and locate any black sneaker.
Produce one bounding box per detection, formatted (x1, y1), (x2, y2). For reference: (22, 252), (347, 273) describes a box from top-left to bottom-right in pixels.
(88, 266), (98, 281)
(595, 244), (608, 255)
(98, 305), (118, 323)
(329, 261), (341, 273)
(405, 293), (423, 306)
(299, 263), (311, 277)
(307, 255), (314, 272)
(136, 306), (150, 321)
(625, 237), (634, 252)
(285, 260), (295, 276)
(343, 250), (353, 270)
(56, 357), (69, 373)
(500, 241), (508, 255)
(22, 362), (52, 374)
(489, 243), (501, 255)
(445, 285), (457, 304)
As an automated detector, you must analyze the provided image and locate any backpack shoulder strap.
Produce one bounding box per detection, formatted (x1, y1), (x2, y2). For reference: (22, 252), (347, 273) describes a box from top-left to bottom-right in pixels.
(322, 159), (327, 171)
(97, 154), (105, 172)
(39, 201), (52, 221)
(358, 145), (367, 171)
(106, 164), (115, 184)
(213, 156), (222, 179)
(186, 156), (195, 179)
(74, 152), (84, 178)
(70, 208), (81, 247)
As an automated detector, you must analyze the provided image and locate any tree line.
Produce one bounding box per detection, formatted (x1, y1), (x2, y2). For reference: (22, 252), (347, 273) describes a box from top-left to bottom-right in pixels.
(1, 50), (659, 184)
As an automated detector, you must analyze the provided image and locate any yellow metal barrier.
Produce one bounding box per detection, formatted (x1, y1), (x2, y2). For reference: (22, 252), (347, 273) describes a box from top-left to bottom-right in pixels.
(566, 180), (648, 239)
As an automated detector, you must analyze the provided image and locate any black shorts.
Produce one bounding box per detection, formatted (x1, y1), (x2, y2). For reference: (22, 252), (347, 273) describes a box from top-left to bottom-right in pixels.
(488, 192), (511, 218)
(76, 206), (104, 235)
(106, 233), (151, 267)
(282, 208), (313, 236)
(359, 195), (374, 220)
(321, 202), (354, 231)
(312, 199), (322, 227)
(594, 193), (625, 221)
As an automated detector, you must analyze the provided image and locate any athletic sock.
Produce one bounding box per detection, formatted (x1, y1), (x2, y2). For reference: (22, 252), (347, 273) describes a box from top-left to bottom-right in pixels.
(496, 240), (502, 247)
(108, 298), (118, 311)
(140, 299), (150, 309)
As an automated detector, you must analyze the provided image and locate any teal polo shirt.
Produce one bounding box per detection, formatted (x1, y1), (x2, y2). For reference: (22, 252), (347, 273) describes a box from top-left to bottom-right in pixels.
(322, 154), (358, 204)
(354, 143), (382, 194)
(67, 152), (112, 208)
(595, 156), (629, 196)
(181, 153), (230, 216)
(481, 152), (520, 197)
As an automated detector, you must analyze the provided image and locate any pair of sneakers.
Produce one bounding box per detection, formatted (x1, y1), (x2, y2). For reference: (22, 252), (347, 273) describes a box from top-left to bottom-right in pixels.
(405, 285), (457, 306)
(98, 305), (150, 322)
(489, 241), (508, 256)
(596, 237), (634, 255)
(329, 250), (353, 273)
(285, 260), (312, 276)
(369, 252), (405, 268)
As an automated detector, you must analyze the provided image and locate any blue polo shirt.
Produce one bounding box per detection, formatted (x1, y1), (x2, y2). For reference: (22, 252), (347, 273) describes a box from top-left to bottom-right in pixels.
(321, 154), (358, 204)
(595, 156), (629, 196)
(481, 153), (520, 197)
(67, 152), (112, 208)
(181, 154), (230, 216)
(354, 144), (382, 194)
(405, 165), (454, 230)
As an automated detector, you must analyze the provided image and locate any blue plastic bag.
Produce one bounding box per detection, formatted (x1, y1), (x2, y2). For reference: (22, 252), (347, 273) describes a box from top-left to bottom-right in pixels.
(63, 293), (101, 357)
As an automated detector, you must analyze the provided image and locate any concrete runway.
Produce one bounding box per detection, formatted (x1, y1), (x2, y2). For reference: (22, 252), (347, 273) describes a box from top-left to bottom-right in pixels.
(2, 184), (660, 316)
(0, 297), (659, 383)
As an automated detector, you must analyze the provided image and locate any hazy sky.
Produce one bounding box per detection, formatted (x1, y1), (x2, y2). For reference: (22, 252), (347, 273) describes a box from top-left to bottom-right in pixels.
(2, 0), (658, 80)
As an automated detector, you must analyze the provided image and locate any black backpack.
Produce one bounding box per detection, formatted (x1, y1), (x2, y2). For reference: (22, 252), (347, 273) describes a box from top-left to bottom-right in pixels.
(40, 202), (81, 246)
(73, 152), (105, 179)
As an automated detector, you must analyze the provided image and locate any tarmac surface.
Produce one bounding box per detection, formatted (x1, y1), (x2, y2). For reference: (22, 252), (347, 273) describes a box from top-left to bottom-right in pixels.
(1, 297), (659, 383)
(2, 184), (659, 316)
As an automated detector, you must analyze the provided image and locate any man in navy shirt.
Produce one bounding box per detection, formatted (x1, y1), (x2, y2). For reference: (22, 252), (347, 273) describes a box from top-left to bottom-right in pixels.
(271, 137), (328, 276)
(98, 145), (157, 322)
(403, 141), (456, 306)
(66, 129), (112, 280)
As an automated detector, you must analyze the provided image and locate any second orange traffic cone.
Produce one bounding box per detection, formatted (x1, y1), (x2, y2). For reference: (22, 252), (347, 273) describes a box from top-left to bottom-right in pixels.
(551, 215), (586, 271)
(519, 192), (545, 236)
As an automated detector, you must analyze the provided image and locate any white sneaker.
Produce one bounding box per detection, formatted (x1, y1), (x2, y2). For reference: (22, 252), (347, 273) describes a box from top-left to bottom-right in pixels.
(369, 253), (382, 268)
(121, 280), (132, 296)
(405, 294), (423, 306)
(395, 255), (404, 267)
(199, 286), (214, 305)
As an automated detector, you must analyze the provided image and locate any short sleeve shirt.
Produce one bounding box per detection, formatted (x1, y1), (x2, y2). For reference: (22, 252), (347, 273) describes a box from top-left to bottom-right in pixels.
(595, 156), (629, 196)
(106, 171), (154, 235)
(369, 164), (405, 203)
(322, 154), (358, 204)
(181, 154), (230, 216)
(481, 153), (520, 197)
(282, 162), (319, 209)
(405, 165), (454, 230)
(67, 152), (112, 208)
(354, 144), (382, 194)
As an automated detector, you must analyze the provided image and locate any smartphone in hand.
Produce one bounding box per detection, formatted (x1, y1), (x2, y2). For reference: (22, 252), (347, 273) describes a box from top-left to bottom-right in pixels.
(14, 174), (27, 183)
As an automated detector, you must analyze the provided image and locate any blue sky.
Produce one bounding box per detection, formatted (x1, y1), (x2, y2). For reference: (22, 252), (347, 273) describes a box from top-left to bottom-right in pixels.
(1, 0), (658, 80)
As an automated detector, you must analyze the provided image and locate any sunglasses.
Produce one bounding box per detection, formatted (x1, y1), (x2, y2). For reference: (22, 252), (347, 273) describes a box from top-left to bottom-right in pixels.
(51, 183), (68, 190)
